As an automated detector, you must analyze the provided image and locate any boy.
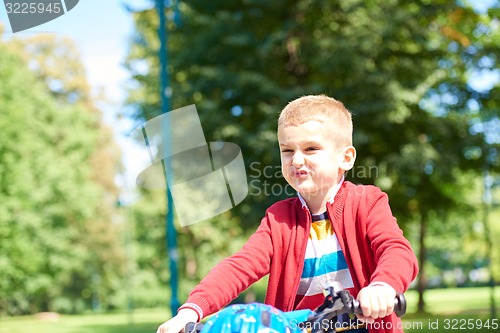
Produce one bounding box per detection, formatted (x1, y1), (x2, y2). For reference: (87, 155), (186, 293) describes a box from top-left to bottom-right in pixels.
(157, 95), (419, 333)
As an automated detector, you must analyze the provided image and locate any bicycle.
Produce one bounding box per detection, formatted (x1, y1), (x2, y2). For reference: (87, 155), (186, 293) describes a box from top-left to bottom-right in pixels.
(183, 283), (406, 333)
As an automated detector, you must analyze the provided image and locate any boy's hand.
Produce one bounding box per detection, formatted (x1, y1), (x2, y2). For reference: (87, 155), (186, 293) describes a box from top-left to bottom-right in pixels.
(356, 284), (396, 323)
(156, 308), (198, 333)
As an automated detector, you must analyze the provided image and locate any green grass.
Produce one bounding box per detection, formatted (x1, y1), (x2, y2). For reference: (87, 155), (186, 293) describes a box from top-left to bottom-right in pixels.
(0, 287), (498, 333)
(402, 312), (499, 333)
(404, 286), (500, 315)
(0, 309), (167, 333)
(401, 286), (500, 333)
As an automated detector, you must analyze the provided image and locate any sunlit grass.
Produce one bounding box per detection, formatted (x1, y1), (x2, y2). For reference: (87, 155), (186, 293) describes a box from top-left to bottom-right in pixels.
(405, 286), (500, 314)
(0, 309), (168, 333)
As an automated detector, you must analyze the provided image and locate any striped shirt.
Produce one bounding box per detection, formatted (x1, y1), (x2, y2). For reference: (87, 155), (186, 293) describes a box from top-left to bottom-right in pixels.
(296, 212), (354, 305)
(295, 212), (367, 332)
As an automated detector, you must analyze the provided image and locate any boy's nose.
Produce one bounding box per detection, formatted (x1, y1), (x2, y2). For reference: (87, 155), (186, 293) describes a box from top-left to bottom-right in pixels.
(292, 152), (305, 167)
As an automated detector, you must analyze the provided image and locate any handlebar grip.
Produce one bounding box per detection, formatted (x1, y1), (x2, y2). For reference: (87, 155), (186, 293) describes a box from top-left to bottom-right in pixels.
(183, 322), (204, 333)
(353, 292), (407, 317)
(394, 292), (406, 317)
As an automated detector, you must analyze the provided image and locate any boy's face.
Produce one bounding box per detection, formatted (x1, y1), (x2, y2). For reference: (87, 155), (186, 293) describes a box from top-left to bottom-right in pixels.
(278, 120), (349, 202)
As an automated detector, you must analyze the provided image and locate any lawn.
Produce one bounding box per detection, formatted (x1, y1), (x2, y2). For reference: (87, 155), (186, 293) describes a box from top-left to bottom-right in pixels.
(0, 308), (167, 333)
(0, 287), (498, 333)
(404, 286), (500, 315)
(402, 286), (500, 333)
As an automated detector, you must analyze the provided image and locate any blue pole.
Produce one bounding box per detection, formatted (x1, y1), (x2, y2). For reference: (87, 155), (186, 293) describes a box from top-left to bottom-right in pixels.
(156, 0), (180, 315)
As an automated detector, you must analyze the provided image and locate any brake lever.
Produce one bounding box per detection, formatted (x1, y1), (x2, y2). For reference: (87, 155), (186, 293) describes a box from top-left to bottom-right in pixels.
(306, 290), (351, 324)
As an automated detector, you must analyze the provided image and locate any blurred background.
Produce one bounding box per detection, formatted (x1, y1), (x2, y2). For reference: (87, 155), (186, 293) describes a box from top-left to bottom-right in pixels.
(0, 0), (499, 332)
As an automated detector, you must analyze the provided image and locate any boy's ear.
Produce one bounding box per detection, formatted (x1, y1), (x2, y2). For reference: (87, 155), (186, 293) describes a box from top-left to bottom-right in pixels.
(339, 146), (356, 171)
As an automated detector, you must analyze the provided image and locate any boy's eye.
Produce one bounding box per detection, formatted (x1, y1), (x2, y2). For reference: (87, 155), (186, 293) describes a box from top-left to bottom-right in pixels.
(306, 147), (319, 151)
(281, 149), (293, 153)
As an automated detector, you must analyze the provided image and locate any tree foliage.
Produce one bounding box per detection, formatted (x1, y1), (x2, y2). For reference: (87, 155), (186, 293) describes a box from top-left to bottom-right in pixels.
(0, 35), (124, 315)
(125, 0), (499, 311)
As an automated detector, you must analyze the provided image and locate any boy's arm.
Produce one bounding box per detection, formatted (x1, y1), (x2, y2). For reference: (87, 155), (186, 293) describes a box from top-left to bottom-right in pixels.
(178, 215), (274, 320)
(365, 188), (418, 292)
(356, 187), (418, 321)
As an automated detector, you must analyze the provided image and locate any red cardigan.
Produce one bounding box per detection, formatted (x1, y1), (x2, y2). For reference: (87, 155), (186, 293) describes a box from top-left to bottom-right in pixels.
(180, 181), (419, 333)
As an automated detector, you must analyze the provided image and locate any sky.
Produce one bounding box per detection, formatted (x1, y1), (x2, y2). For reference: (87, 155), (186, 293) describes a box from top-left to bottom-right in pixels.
(0, 0), (154, 197)
(1, 0), (148, 104)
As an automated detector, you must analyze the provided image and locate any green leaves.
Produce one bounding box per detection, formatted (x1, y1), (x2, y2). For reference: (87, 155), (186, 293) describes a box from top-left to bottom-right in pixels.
(124, 0), (499, 308)
(0, 38), (123, 314)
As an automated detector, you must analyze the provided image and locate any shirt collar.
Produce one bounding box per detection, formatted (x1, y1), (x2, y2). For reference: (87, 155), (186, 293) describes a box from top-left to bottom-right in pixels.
(297, 176), (345, 211)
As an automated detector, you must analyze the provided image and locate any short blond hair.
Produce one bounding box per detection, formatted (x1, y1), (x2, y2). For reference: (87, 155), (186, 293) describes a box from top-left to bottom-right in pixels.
(278, 94), (353, 148)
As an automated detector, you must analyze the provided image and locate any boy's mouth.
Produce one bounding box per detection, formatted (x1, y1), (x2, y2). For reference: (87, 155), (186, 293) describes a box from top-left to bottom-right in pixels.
(294, 170), (309, 177)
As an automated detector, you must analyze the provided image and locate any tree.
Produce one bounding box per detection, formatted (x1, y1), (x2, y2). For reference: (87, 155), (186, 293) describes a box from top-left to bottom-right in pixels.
(125, 0), (499, 311)
(0, 35), (125, 314)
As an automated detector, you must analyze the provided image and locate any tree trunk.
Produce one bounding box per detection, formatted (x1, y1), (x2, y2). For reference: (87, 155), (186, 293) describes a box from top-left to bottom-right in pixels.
(417, 213), (427, 313)
(482, 171), (497, 319)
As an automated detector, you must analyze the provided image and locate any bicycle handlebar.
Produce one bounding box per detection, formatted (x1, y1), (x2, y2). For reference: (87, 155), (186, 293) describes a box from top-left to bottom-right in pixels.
(182, 292), (407, 333)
